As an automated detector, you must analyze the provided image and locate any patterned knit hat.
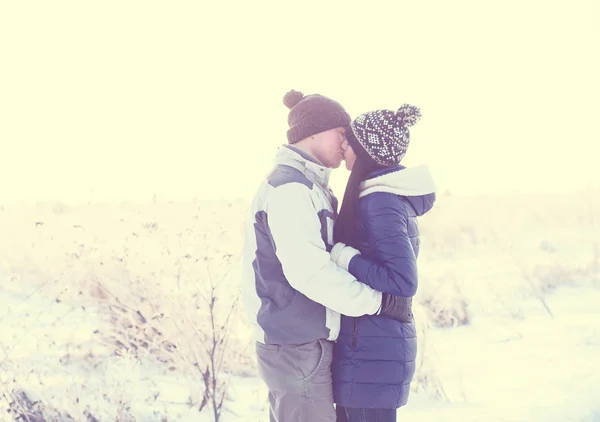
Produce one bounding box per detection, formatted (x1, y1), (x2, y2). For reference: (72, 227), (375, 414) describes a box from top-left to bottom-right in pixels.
(347, 104), (422, 166)
(283, 90), (351, 144)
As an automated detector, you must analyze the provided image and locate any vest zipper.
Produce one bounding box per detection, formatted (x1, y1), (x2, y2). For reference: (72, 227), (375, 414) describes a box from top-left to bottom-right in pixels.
(351, 318), (358, 348)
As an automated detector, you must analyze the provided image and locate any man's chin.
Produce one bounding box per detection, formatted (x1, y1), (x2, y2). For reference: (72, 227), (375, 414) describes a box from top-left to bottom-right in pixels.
(330, 160), (343, 169)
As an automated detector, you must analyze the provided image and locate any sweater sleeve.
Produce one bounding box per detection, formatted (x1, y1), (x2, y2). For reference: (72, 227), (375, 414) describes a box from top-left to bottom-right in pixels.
(267, 182), (382, 317)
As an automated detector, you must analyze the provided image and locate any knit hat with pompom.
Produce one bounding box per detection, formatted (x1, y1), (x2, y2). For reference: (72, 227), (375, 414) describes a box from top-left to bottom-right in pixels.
(346, 104), (422, 166)
(283, 89), (351, 144)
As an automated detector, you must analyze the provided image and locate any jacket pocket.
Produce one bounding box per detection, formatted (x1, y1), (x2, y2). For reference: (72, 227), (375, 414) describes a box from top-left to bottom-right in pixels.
(351, 318), (358, 348)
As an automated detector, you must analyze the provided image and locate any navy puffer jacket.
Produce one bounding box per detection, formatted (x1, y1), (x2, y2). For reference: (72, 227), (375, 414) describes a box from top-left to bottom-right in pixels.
(332, 165), (436, 409)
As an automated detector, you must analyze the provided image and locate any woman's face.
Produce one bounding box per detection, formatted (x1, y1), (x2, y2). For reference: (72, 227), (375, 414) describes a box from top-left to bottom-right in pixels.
(341, 139), (357, 171)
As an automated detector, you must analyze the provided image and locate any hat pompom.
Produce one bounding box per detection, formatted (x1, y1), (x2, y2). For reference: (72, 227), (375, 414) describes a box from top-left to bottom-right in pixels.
(283, 90), (304, 109)
(396, 104), (421, 127)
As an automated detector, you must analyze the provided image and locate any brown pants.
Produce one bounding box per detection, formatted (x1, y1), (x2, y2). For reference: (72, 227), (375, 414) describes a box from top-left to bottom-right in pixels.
(256, 339), (336, 422)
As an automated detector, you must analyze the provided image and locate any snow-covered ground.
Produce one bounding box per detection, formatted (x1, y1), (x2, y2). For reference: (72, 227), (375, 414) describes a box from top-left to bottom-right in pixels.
(2, 278), (599, 421)
(1, 194), (599, 421)
(403, 286), (600, 421)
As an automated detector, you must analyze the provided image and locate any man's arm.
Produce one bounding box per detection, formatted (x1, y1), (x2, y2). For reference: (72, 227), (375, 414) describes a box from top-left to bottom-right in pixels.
(267, 182), (381, 317)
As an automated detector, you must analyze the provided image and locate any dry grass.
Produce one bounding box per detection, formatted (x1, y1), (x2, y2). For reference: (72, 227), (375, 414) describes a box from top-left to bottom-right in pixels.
(1, 189), (599, 414)
(0, 199), (250, 420)
(415, 189), (600, 328)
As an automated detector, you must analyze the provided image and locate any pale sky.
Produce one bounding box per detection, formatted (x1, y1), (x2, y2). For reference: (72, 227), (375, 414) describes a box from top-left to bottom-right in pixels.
(1, 0), (598, 204)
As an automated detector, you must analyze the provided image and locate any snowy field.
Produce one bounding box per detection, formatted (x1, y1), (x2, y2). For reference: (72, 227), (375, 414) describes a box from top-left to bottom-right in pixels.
(1, 281), (600, 421)
(1, 191), (599, 421)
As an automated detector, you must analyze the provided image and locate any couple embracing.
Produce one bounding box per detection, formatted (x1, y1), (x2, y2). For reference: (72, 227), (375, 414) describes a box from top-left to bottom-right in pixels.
(241, 89), (436, 422)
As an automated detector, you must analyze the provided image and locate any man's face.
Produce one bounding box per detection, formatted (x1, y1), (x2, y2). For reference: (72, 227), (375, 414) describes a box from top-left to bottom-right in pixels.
(312, 127), (346, 168)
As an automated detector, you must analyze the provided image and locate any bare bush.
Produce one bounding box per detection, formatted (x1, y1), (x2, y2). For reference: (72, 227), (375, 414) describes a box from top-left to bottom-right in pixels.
(417, 275), (470, 329)
(0, 201), (251, 420)
(6, 389), (75, 422)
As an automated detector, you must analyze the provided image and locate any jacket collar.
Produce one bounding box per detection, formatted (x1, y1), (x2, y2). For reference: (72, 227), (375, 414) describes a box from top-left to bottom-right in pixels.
(358, 164), (437, 216)
(274, 145), (331, 188)
(359, 164), (436, 198)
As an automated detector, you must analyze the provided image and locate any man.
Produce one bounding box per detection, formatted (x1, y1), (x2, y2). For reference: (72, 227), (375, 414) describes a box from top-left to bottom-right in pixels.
(241, 90), (407, 422)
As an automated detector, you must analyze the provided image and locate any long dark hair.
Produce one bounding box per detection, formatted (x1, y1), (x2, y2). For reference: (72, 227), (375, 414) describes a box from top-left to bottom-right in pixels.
(334, 148), (386, 247)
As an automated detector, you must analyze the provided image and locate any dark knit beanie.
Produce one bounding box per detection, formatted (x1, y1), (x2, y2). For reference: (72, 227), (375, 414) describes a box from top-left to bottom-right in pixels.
(346, 104), (422, 166)
(283, 90), (351, 144)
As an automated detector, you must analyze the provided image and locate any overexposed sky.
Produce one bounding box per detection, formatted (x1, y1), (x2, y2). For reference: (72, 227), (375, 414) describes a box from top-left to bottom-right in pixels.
(1, 0), (598, 204)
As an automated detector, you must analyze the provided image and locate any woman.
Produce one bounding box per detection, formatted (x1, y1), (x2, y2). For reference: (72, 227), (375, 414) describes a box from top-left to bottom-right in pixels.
(329, 104), (436, 422)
